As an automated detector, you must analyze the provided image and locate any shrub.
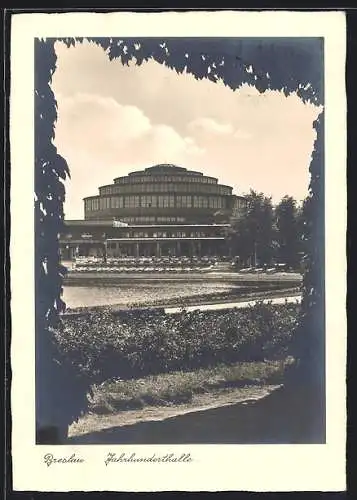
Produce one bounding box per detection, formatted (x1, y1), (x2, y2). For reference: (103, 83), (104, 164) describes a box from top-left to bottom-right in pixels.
(52, 301), (300, 383)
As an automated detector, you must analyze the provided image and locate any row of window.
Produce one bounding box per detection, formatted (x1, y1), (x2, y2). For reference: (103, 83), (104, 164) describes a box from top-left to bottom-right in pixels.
(157, 216), (185, 222)
(233, 198), (247, 209)
(119, 216), (186, 223)
(109, 231), (213, 239)
(99, 183), (231, 196)
(120, 216), (186, 224)
(85, 195), (227, 211)
(62, 229), (217, 240)
(114, 175), (217, 185)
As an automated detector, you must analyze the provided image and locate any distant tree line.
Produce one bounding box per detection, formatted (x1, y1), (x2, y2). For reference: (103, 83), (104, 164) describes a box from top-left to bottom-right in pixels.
(229, 190), (308, 271)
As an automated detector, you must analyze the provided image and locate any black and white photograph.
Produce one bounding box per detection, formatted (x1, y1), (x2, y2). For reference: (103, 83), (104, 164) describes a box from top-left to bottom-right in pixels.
(10, 11), (347, 492)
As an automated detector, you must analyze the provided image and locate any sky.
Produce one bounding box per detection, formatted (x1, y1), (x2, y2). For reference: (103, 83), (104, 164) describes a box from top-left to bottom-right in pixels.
(51, 40), (323, 220)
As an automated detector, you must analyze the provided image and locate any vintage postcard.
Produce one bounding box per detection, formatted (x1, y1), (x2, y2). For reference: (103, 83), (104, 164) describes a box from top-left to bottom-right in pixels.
(10, 10), (347, 492)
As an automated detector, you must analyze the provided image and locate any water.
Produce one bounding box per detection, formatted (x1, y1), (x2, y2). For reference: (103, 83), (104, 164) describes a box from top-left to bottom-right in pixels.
(63, 282), (239, 309)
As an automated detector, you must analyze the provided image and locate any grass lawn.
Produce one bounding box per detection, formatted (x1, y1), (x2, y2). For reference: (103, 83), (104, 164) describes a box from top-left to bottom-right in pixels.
(89, 359), (292, 415)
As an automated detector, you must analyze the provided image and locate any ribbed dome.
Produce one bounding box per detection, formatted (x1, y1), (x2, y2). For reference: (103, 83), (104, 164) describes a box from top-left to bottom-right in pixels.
(145, 164), (187, 173)
(89, 164), (237, 226)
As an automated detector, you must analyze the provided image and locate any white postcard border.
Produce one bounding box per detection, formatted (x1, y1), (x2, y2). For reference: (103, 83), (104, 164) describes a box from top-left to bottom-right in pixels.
(10, 10), (347, 492)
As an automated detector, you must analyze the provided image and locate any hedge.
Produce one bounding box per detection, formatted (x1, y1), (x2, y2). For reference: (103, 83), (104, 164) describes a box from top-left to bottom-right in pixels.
(52, 301), (301, 383)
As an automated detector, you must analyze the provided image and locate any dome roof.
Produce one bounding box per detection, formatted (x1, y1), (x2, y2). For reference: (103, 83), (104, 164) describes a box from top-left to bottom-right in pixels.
(116, 164), (212, 182)
(145, 164), (188, 173)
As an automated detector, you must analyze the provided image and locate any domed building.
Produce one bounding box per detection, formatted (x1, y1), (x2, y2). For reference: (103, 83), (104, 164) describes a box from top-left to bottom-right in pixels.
(60, 164), (247, 259)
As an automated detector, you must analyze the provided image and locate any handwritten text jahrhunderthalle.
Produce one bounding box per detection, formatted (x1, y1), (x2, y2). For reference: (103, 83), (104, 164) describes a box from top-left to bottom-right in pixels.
(104, 452), (193, 465)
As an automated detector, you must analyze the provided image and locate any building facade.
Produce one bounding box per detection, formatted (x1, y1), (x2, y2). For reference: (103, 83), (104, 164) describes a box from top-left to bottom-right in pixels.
(60, 164), (247, 260)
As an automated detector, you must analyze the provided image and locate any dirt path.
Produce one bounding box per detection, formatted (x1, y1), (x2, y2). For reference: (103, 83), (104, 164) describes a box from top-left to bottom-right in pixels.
(67, 383), (324, 445)
(68, 384), (280, 439)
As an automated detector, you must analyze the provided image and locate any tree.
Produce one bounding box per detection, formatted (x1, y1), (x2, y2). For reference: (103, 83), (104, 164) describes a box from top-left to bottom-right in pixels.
(275, 195), (301, 269)
(258, 195), (275, 265)
(232, 190), (275, 267)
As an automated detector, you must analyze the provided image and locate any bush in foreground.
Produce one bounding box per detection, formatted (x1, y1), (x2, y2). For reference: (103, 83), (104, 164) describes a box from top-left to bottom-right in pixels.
(52, 301), (300, 384)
